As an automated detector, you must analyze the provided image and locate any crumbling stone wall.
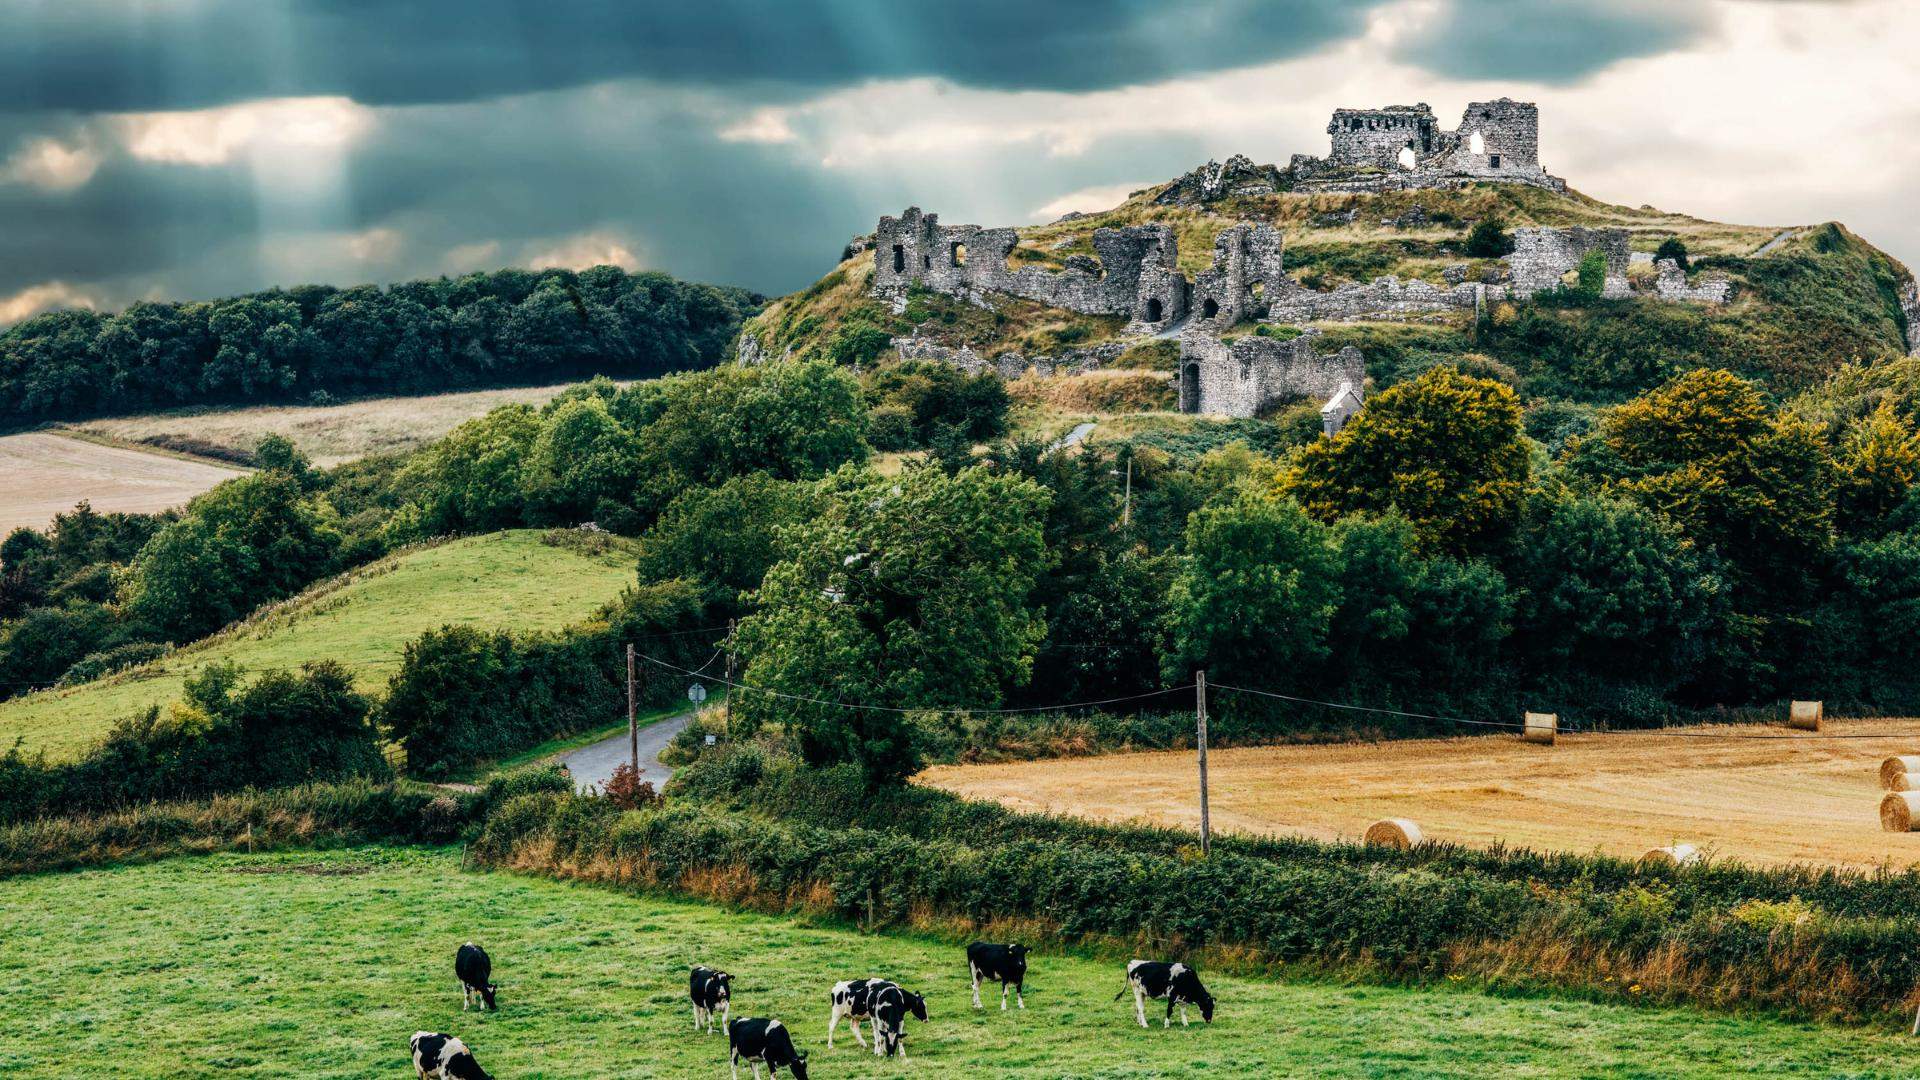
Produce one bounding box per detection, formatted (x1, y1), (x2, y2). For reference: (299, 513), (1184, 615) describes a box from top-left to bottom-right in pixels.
(1191, 222), (1286, 327)
(1653, 258), (1734, 304)
(1265, 274), (1499, 322)
(1901, 276), (1920, 357)
(1298, 98), (1563, 193)
(895, 333), (1127, 379)
(873, 207), (1186, 327)
(1177, 326), (1365, 419)
(1508, 227), (1632, 299)
(1328, 105), (1438, 168)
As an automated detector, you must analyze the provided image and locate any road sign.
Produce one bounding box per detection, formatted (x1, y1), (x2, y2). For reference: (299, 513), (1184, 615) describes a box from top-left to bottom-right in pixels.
(687, 682), (708, 704)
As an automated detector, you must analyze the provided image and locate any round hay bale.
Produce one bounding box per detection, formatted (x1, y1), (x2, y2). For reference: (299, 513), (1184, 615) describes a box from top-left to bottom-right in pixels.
(1364, 818), (1423, 849)
(1881, 757), (1920, 790)
(1639, 843), (1700, 867)
(1882, 792), (1920, 832)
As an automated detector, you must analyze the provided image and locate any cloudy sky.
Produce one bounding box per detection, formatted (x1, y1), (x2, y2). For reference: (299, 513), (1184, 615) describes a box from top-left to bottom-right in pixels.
(1, 0), (1915, 323)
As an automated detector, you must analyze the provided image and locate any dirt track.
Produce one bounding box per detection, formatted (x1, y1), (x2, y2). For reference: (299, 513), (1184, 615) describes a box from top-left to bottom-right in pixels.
(919, 719), (1920, 869)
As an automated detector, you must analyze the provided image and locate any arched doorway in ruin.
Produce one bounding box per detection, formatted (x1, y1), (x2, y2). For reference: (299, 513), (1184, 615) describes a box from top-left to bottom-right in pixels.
(1397, 144), (1416, 169)
(1179, 363), (1201, 413)
(1469, 131), (1486, 156)
(1201, 297), (1220, 319)
(1145, 297), (1163, 323)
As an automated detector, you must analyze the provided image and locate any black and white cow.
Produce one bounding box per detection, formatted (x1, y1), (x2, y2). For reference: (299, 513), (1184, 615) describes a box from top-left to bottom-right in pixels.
(826, 978), (926, 1056)
(1116, 959), (1215, 1028)
(966, 942), (1028, 1010)
(410, 1032), (493, 1080)
(690, 965), (733, 1034)
(867, 982), (927, 1058)
(727, 1017), (809, 1079)
(455, 942), (497, 1012)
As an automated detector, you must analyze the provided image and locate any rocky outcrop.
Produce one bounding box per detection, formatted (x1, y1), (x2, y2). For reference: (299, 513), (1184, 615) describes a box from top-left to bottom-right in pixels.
(1153, 154), (1283, 206)
(894, 334), (1128, 379)
(1902, 276), (1920, 357)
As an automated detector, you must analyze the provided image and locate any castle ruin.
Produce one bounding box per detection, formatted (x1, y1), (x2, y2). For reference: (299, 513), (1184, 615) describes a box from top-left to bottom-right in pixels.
(1292, 99), (1565, 193)
(820, 97), (1747, 422)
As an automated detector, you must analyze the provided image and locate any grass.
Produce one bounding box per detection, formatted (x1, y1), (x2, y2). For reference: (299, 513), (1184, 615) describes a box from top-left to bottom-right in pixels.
(3, 846), (1918, 1078)
(66, 381), (619, 468)
(0, 431), (244, 535)
(0, 531), (637, 762)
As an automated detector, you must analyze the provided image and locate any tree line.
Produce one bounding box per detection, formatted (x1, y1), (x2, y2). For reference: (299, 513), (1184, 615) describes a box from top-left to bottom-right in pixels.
(0, 265), (761, 422)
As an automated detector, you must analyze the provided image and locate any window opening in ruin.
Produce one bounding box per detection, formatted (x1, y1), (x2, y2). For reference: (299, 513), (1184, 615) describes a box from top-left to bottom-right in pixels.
(1489, 154), (1501, 169)
(1397, 145), (1416, 169)
(1469, 131), (1486, 155)
(1180, 364), (1200, 412)
(1201, 297), (1220, 319)
(892, 245), (905, 273)
(922, 254), (931, 270)
(951, 242), (966, 267)
(1145, 298), (1164, 323)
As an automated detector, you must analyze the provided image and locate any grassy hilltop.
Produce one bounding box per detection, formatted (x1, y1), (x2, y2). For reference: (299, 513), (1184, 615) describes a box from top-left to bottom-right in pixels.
(745, 179), (1915, 414)
(0, 530), (635, 762)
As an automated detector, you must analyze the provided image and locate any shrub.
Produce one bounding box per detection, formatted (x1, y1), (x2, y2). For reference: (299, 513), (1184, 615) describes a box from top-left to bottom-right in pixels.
(600, 764), (661, 811)
(55, 641), (170, 687)
(1655, 237), (1691, 272)
(1464, 218), (1514, 258)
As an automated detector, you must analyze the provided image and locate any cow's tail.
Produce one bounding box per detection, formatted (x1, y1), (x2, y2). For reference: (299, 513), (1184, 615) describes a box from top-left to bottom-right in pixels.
(1112, 977), (1131, 1001)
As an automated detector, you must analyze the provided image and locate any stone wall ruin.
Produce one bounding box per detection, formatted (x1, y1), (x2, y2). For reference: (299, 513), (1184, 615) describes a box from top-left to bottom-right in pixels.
(1301, 98), (1563, 193)
(1176, 327), (1365, 420)
(1507, 226), (1632, 299)
(1902, 276), (1920, 357)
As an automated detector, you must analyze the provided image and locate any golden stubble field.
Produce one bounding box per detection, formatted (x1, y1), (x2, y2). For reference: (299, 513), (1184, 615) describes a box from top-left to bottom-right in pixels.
(0, 431), (242, 534)
(920, 719), (1920, 870)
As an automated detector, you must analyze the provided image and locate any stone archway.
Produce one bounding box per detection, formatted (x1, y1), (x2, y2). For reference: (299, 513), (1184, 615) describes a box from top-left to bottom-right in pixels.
(1179, 363), (1201, 413)
(1145, 297), (1164, 323)
(1201, 297), (1220, 319)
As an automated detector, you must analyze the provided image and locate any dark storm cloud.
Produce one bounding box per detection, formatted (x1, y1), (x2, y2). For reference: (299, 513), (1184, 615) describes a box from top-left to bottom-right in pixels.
(1392, 0), (1713, 84)
(0, 0), (1391, 112)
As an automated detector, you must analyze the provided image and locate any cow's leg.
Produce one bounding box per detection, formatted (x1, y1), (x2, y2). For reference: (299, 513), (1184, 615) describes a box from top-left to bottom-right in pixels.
(826, 1006), (837, 1048)
(971, 965), (983, 1009)
(1164, 996), (1175, 1028)
(999, 982), (1008, 1011)
(729, 1051), (740, 1080)
(850, 1014), (866, 1049)
(1016, 980), (1025, 1010)
(1180, 1002), (1190, 1027)
(1134, 985), (1149, 1028)
(719, 1000), (729, 1034)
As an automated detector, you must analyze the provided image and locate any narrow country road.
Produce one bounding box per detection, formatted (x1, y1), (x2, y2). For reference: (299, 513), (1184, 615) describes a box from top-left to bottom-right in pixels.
(558, 711), (692, 794)
(1050, 421), (1097, 451)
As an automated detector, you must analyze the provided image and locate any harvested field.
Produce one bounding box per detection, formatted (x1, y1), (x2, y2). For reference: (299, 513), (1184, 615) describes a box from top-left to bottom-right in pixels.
(0, 432), (242, 534)
(67, 381), (620, 467)
(920, 719), (1920, 870)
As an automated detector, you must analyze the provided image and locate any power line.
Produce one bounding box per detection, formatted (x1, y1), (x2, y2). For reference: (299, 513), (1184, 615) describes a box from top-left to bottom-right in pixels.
(633, 648), (1193, 716)
(1208, 682), (1525, 731)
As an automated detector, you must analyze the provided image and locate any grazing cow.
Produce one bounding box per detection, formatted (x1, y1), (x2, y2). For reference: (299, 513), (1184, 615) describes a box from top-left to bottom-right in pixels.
(966, 942), (1029, 1010)
(827, 978), (927, 1055)
(410, 1032), (493, 1080)
(868, 982), (927, 1059)
(727, 1017), (809, 1079)
(455, 943), (497, 1012)
(1116, 960), (1215, 1028)
(690, 965), (733, 1034)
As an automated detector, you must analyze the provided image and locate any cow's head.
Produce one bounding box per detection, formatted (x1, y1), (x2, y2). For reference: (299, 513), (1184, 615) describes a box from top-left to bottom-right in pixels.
(479, 982), (498, 1011)
(714, 972), (732, 1000)
(1009, 943), (1029, 965)
(1194, 985), (1215, 1023)
(906, 991), (927, 1022)
(788, 1052), (810, 1079)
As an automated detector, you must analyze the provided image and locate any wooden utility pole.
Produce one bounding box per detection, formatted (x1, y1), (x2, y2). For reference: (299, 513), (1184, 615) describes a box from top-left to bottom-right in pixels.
(723, 619), (737, 738)
(626, 643), (639, 774)
(1122, 453), (1133, 529)
(1196, 670), (1210, 856)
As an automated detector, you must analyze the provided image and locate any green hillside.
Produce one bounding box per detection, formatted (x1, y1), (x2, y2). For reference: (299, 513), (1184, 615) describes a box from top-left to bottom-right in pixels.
(3, 846), (1916, 1078)
(746, 179), (1914, 410)
(0, 531), (635, 762)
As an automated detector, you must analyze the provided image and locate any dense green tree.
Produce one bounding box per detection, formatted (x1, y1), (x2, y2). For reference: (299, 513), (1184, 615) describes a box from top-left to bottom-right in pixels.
(1282, 366), (1530, 555)
(121, 472), (342, 642)
(395, 405), (543, 535)
(1164, 493), (1341, 690)
(635, 474), (822, 607)
(524, 396), (642, 524)
(1464, 218), (1514, 258)
(734, 465), (1052, 783)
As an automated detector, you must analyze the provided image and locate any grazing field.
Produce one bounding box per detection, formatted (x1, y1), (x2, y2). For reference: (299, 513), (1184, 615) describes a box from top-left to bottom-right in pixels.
(68, 381), (620, 468)
(0, 846), (1913, 1078)
(0, 431), (242, 534)
(921, 719), (1920, 870)
(0, 531), (635, 762)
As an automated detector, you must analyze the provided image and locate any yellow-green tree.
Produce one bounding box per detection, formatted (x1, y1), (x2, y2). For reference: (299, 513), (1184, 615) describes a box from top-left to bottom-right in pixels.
(1836, 401), (1920, 530)
(1279, 366), (1529, 555)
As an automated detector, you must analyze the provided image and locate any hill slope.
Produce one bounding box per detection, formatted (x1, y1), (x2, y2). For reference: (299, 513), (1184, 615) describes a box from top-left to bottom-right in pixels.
(744, 178), (1915, 410)
(0, 530), (635, 761)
